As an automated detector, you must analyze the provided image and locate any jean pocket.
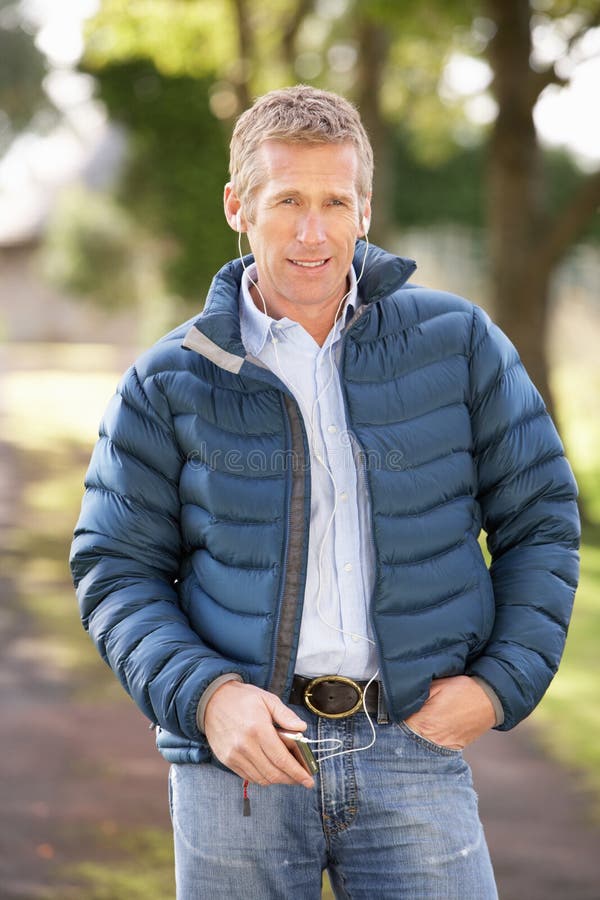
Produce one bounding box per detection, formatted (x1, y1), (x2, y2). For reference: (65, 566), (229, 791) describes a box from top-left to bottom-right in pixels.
(398, 722), (463, 757)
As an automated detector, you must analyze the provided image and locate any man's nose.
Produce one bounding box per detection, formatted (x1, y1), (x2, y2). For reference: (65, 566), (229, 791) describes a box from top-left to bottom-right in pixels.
(296, 211), (326, 244)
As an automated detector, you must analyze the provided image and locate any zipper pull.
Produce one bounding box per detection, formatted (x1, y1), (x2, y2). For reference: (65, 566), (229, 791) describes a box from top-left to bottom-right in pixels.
(242, 779), (251, 817)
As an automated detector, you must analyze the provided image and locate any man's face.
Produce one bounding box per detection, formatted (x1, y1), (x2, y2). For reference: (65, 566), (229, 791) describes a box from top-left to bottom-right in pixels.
(231, 140), (369, 321)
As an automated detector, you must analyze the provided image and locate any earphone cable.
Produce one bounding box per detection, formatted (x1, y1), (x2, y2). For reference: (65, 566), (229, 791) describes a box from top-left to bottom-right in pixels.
(237, 228), (379, 759)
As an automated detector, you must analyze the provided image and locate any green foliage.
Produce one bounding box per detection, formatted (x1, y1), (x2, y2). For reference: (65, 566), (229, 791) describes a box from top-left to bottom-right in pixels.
(391, 140), (600, 240)
(66, 56), (598, 306)
(41, 186), (140, 308)
(392, 138), (486, 229)
(72, 0), (598, 306)
(84, 0), (236, 77)
(75, 0), (492, 301)
(0, 1), (53, 148)
(543, 150), (600, 242)
(84, 59), (233, 300)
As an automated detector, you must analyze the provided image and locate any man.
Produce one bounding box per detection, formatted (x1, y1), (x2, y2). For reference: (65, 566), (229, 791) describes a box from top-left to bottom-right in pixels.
(71, 85), (580, 899)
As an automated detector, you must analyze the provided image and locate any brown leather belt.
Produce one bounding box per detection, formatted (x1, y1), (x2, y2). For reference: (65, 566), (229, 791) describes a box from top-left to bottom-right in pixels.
(289, 674), (380, 718)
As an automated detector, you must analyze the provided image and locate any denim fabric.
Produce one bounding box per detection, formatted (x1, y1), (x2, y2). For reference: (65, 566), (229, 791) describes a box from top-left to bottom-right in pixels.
(169, 707), (497, 899)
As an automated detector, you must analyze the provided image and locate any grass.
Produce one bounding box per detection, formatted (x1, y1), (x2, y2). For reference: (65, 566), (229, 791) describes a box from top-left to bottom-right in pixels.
(532, 528), (600, 810)
(51, 823), (334, 900)
(50, 827), (175, 900)
(529, 362), (600, 814)
(4, 441), (120, 698)
(1, 347), (125, 697)
(1, 343), (599, 895)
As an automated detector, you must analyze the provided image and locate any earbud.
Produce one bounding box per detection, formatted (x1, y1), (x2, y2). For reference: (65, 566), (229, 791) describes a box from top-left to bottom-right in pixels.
(362, 215), (370, 236)
(235, 211), (243, 232)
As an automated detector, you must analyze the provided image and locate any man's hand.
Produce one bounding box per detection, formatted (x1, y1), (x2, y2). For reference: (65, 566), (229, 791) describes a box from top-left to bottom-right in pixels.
(404, 675), (496, 750)
(204, 681), (315, 788)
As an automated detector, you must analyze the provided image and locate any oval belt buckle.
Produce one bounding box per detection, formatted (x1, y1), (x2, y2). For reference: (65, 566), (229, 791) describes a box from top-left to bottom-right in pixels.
(303, 674), (364, 718)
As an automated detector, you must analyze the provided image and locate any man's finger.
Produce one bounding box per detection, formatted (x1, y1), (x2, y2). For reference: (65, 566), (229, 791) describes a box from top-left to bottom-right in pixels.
(265, 694), (308, 732)
(261, 731), (315, 787)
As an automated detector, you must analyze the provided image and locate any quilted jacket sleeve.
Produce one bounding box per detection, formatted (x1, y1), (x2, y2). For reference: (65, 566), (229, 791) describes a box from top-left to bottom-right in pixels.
(466, 306), (580, 730)
(69, 363), (247, 742)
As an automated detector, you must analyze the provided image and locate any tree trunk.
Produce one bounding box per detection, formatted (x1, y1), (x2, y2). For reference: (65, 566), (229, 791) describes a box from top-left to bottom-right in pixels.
(230, 0), (253, 111)
(485, 0), (600, 523)
(485, 0), (556, 419)
(355, 16), (393, 246)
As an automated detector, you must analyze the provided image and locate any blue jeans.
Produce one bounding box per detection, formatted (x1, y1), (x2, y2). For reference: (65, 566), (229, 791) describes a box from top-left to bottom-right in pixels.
(169, 706), (497, 899)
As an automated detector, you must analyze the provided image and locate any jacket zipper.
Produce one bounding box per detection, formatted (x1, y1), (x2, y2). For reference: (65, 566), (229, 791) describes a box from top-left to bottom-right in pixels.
(266, 392), (310, 697)
(267, 395), (294, 686)
(338, 309), (392, 713)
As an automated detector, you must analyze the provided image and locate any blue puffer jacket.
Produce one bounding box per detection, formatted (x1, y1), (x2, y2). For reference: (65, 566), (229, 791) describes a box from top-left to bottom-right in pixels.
(70, 243), (580, 764)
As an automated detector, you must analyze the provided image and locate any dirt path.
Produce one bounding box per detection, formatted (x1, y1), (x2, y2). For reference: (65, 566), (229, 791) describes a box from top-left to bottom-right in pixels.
(468, 729), (600, 899)
(1, 435), (599, 899)
(0, 427), (171, 899)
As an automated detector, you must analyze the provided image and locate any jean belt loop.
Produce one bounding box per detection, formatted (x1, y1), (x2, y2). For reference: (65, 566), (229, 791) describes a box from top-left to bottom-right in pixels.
(377, 683), (389, 724)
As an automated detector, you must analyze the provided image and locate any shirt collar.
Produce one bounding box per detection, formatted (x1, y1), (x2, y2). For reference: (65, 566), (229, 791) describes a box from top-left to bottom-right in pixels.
(239, 263), (359, 357)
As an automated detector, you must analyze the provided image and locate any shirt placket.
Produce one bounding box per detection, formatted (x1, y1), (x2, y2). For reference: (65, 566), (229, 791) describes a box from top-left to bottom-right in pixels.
(318, 335), (366, 674)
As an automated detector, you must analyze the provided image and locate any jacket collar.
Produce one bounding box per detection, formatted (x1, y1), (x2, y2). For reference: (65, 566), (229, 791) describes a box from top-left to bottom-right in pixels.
(182, 242), (416, 371)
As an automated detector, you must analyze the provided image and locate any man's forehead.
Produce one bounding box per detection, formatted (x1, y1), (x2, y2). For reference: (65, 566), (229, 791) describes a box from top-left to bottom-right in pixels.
(254, 139), (360, 192)
(257, 138), (359, 164)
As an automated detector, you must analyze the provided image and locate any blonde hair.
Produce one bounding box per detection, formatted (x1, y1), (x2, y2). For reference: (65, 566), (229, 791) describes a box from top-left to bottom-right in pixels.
(229, 85), (373, 220)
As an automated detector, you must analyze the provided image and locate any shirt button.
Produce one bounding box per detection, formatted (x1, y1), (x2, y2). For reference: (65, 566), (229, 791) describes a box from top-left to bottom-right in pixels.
(344, 562), (353, 573)
(327, 425), (338, 434)
(339, 491), (348, 502)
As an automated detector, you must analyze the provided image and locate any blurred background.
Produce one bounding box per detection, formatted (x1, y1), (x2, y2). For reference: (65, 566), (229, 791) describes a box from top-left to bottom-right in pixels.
(0, 1), (599, 898)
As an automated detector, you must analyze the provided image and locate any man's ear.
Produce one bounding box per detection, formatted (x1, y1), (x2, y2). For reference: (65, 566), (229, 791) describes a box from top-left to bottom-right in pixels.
(359, 195), (372, 237)
(224, 182), (244, 232)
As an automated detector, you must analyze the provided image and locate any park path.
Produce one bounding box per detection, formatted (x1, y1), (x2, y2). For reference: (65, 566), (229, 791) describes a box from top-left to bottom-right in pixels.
(4, 619), (600, 900)
(1, 349), (599, 898)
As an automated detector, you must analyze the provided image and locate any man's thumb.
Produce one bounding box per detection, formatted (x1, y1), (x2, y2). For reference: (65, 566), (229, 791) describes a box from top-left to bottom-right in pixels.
(267, 694), (307, 731)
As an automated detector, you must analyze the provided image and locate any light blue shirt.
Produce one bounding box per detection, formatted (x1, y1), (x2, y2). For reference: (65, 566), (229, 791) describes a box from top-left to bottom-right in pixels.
(239, 264), (377, 679)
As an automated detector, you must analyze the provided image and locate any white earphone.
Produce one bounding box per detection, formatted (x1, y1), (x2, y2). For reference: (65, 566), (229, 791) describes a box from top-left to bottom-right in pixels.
(234, 204), (378, 762)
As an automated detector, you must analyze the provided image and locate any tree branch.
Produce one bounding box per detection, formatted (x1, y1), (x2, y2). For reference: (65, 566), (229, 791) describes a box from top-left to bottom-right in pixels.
(528, 65), (568, 106)
(534, 168), (600, 272)
(230, 0), (253, 110)
(355, 14), (392, 242)
(281, 0), (314, 69)
(563, 9), (600, 56)
(527, 11), (600, 110)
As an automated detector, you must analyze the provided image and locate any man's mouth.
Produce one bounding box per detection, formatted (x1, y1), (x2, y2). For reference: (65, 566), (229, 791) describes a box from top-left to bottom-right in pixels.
(291, 259), (328, 268)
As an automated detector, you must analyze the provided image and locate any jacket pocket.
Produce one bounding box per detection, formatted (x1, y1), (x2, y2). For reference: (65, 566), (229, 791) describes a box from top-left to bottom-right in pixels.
(467, 539), (495, 657)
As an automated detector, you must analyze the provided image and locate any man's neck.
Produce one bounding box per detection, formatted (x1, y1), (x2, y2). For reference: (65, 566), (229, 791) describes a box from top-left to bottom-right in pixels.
(249, 280), (351, 348)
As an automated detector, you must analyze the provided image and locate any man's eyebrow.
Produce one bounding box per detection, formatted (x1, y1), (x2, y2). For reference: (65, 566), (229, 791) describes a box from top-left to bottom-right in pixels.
(268, 188), (302, 201)
(329, 191), (356, 204)
(267, 187), (301, 200)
